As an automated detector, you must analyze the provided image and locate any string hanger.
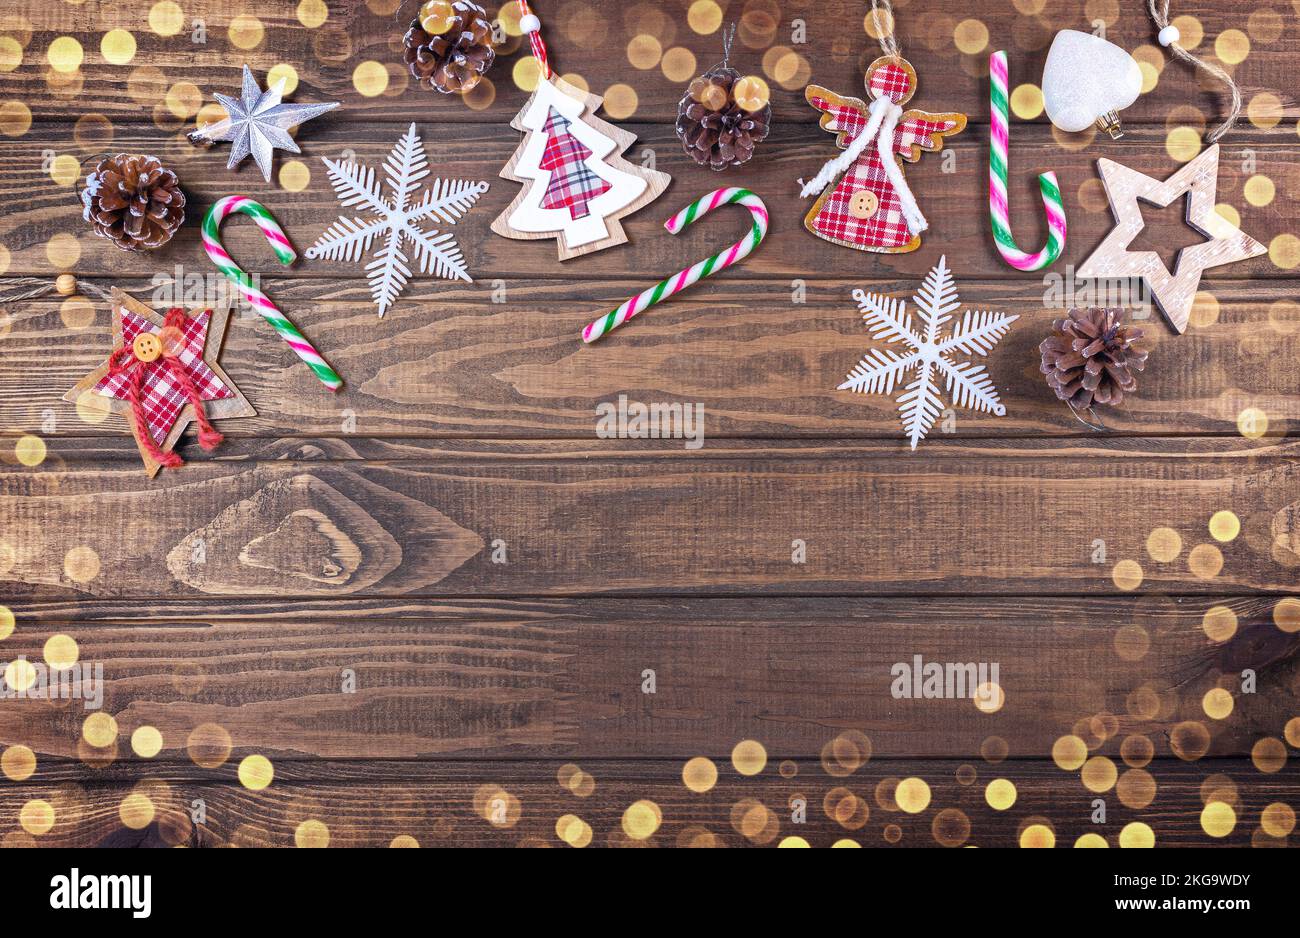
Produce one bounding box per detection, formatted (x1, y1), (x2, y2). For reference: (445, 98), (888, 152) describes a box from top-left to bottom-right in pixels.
(515, 0), (552, 79)
(870, 0), (900, 59)
(717, 21), (737, 69)
(1146, 0), (1241, 142)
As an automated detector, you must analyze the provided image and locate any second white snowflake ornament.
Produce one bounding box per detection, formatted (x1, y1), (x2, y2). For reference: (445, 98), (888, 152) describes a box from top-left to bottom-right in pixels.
(306, 123), (488, 317)
(837, 256), (1018, 450)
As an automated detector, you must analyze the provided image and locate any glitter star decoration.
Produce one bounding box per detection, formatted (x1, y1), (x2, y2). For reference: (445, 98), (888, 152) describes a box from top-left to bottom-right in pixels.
(189, 65), (340, 182)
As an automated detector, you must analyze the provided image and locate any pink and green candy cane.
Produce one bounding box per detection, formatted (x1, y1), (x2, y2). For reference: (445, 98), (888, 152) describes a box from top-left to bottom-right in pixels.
(989, 50), (1067, 271)
(582, 187), (768, 343)
(201, 196), (343, 391)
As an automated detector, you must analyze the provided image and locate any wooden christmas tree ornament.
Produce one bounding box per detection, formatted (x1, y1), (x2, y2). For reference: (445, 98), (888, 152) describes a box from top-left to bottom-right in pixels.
(492, 1), (670, 260)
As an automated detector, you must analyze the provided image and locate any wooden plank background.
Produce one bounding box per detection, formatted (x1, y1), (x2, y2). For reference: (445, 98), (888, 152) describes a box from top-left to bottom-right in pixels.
(0, 0), (1297, 848)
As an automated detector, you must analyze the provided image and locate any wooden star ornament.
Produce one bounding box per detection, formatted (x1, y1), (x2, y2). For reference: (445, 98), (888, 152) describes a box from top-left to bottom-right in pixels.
(1076, 144), (1265, 334)
(64, 289), (254, 476)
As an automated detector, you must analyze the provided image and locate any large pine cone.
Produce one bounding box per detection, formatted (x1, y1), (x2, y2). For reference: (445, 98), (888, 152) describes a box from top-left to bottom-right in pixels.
(1040, 307), (1148, 409)
(676, 66), (772, 171)
(81, 154), (185, 252)
(402, 2), (496, 94)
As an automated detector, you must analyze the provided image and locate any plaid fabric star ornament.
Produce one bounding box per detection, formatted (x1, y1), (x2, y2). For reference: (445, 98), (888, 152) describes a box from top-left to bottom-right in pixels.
(65, 289), (254, 476)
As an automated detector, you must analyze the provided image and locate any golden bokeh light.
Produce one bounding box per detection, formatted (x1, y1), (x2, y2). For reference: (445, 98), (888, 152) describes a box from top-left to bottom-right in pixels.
(64, 545), (100, 583)
(47, 36), (83, 73)
(1, 744), (36, 781)
(353, 61), (389, 97)
(295, 819), (330, 848)
(0, 36), (21, 72)
(1019, 823), (1054, 848)
(1052, 734), (1087, 770)
(0, 605), (12, 640)
(1170, 720), (1211, 761)
(1243, 175), (1275, 207)
(1113, 624), (1149, 662)
(389, 834), (418, 848)
(953, 19), (989, 55)
(985, 778), (1016, 810)
(229, 14), (265, 50)
(46, 232), (81, 269)
(119, 791), (155, 829)
(1247, 92), (1282, 130)
(42, 633), (78, 669)
(1202, 604), (1238, 642)
(16, 434), (46, 467)
(1119, 821), (1155, 847)
(1260, 802), (1295, 837)
(298, 0), (329, 28)
(82, 712), (118, 748)
(1165, 126), (1201, 162)
(1010, 83), (1043, 120)
(4, 658), (36, 692)
(1251, 737), (1286, 773)
(76, 389), (111, 424)
(603, 83), (638, 119)
(279, 159), (311, 192)
(682, 756), (718, 792)
(1187, 543), (1224, 579)
(131, 725), (163, 758)
(1075, 832), (1109, 847)
(1081, 755), (1118, 793)
(622, 799), (662, 840)
(236, 754), (274, 791)
(1146, 526), (1182, 562)
(267, 63), (299, 96)
(556, 814), (593, 847)
(1269, 234), (1300, 270)
(627, 34), (661, 70)
(1111, 559), (1143, 590)
(1209, 510), (1240, 543)
(1116, 768), (1157, 809)
(731, 739), (766, 776)
(931, 808), (970, 847)
(149, 1), (184, 37)
(187, 722), (232, 768)
(1274, 597), (1300, 633)
(1202, 687), (1234, 720)
(822, 729), (872, 776)
(0, 100), (32, 137)
(778, 835), (810, 847)
(973, 681), (1004, 713)
(1215, 29), (1249, 65)
(894, 777), (931, 814)
(101, 29), (136, 66)
(20, 799), (55, 836)
(1237, 406), (1268, 438)
(1200, 800), (1235, 837)
(687, 1), (722, 35)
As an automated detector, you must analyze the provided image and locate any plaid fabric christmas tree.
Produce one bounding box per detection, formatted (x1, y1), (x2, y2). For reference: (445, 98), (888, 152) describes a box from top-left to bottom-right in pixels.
(538, 107), (612, 220)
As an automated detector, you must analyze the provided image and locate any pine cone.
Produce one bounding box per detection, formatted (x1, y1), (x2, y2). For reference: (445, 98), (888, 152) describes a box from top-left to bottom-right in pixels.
(402, 2), (496, 94)
(1040, 307), (1148, 410)
(676, 66), (772, 171)
(81, 154), (185, 252)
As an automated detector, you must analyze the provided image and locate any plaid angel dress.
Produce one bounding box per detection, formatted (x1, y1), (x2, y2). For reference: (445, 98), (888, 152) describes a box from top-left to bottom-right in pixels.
(803, 58), (966, 254)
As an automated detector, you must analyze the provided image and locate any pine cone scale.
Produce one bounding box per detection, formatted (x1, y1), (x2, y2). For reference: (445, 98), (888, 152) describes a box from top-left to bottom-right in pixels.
(82, 154), (185, 252)
(1039, 307), (1147, 415)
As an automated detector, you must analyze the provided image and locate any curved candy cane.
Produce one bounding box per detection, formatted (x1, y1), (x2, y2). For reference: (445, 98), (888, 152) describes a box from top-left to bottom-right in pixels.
(582, 187), (768, 343)
(989, 51), (1067, 271)
(201, 196), (343, 391)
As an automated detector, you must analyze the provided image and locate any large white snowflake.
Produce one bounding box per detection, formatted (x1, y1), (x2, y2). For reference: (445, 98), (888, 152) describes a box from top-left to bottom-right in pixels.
(837, 256), (1019, 450)
(305, 123), (489, 317)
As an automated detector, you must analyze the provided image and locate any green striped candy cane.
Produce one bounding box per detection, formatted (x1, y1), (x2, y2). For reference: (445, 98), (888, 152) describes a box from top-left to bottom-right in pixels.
(582, 187), (769, 343)
(202, 196), (343, 391)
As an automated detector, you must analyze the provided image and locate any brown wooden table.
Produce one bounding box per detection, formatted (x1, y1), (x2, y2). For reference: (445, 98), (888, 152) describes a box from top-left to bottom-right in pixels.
(0, 0), (1297, 847)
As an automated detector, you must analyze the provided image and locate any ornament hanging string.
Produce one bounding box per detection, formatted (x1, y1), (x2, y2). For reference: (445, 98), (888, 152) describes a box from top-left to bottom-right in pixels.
(202, 196), (343, 392)
(800, 0), (929, 237)
(582, 187), (768, 343)
(1146, 0), (1240, 142)
(515, 0), (552, 79)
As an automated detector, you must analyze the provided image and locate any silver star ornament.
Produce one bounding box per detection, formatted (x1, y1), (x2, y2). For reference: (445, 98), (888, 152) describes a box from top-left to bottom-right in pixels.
(189, 65), (339, 182)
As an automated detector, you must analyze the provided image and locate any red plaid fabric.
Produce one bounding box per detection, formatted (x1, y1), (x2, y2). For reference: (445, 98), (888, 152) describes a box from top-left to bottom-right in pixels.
(539, 107), (611, 220)
(95, 309), (232, 445)
(869, 62), (913, 104)
(808, 95), (960, 250)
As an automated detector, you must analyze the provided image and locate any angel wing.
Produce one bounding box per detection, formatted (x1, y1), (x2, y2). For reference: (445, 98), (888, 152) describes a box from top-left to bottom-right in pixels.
(805, 85), (873, 150)
(893, 109), (966, 163)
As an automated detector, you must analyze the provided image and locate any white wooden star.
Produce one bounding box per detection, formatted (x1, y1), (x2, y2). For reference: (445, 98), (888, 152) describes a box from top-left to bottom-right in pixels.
(1077, 144), (1265, 334)
(189, 65), (339, 182)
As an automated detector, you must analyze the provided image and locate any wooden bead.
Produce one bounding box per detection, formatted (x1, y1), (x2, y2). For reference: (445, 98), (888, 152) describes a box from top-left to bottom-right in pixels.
(55, 274), (77, 296)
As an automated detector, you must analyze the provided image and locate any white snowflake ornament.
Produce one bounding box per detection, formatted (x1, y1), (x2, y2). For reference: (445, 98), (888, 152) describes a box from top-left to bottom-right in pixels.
(305, 123), (489, 317)
(837, 256), (1019, 449)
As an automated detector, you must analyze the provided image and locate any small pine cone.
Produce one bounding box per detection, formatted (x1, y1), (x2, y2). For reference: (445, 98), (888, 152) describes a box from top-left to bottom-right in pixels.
(1039, 307), (1148, 410)
(81, 154), (186, 252)
(402, 2), (496, 94)
(675, 66), (772, 171)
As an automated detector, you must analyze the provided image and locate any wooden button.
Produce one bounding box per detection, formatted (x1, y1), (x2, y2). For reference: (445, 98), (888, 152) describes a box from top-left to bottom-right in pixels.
(132, 332), (162, 363)
(849, 189), (879, 220)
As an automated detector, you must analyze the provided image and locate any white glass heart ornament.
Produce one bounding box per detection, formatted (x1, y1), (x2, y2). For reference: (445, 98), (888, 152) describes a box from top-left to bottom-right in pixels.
(1041, 29), (1142, 138)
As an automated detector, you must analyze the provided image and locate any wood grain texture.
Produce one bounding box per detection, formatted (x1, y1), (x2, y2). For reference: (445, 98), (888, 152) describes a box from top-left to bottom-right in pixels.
(0, 124), (1293, 284)
(1, 759), (1295, 848)
(1, 0), (1296, 849)
(1, 596), (1295, 762)
(4, 280), (1296, 440)
(2, 440), (1299, 599)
